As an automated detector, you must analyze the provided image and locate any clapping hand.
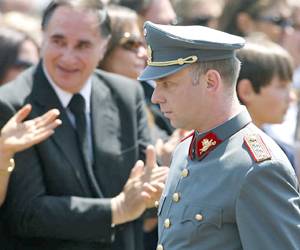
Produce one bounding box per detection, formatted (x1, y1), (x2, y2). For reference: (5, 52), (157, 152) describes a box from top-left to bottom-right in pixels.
(111, 145), (169, 225)
(0, 104), (62, 158)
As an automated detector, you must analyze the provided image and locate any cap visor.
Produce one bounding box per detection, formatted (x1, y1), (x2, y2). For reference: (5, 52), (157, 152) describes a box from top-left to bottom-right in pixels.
(138, 64), (191, 81)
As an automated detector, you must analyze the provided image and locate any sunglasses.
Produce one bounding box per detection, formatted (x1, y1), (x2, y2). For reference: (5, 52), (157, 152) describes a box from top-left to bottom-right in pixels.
(119, 32), (145, 52)
(256, 15), (293, 28)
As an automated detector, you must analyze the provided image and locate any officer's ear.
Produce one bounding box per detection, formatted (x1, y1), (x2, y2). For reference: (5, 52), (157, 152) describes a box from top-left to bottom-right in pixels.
(204, 69), (221, 91)
(236, 79), (256, 104)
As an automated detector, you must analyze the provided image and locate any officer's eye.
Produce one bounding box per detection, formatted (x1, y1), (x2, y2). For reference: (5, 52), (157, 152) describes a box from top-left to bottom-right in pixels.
(162, 81), (173, 88)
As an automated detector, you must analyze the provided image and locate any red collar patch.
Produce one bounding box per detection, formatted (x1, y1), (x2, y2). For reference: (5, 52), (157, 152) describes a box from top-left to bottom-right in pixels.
(189, 132), (223, 160)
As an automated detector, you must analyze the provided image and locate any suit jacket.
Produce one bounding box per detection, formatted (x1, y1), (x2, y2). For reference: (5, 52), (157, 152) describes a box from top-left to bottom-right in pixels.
(157, 110), (300, 250)
(0, 62), (151, 250)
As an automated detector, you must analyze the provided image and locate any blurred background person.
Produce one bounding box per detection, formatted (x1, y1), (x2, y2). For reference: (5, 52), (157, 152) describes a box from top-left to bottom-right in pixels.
(112, 0), (177, 25)
(236, 38), (295, 170)
(219, 0), (292, 44)
(0, 26), (39, 85)
(1, 11), (42, 44)
(172, 0), (224, 29)
(99, 4), (183, 160)
(99, 5), (147, 80)
(107, 0), (176, 139)
(0, 0), (51, 16)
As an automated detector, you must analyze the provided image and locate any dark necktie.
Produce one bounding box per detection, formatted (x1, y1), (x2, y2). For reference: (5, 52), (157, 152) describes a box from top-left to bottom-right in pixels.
(68, 93), (91, 167)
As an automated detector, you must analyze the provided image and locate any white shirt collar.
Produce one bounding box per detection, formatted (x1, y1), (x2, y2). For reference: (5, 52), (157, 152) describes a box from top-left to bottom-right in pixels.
(43, 62), (92, 113)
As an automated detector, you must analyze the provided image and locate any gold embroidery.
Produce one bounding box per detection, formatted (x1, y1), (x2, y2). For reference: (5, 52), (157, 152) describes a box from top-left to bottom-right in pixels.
(200, 139), (216, 154)
(147, 46), (198, 67)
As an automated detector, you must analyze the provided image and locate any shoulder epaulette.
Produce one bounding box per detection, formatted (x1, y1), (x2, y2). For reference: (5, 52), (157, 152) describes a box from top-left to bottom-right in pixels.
(244, 134), (271, 163)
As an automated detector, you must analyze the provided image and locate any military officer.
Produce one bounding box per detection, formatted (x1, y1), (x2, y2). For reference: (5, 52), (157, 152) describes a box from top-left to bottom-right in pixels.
(138, 22), (300, 250)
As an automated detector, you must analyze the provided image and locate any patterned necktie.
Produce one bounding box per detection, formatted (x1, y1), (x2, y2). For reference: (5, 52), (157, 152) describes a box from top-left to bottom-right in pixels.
(68, 93), (91, 167)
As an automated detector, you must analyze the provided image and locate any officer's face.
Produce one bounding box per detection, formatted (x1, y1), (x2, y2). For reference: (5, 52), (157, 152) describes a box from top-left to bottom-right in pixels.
(246, 76), (292, 127)
(41, 6), (108, 93)
(152, 66), (208, 130)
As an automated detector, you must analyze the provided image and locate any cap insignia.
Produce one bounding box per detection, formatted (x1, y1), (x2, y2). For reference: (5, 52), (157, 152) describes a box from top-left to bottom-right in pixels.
(244, 134), (271, 163)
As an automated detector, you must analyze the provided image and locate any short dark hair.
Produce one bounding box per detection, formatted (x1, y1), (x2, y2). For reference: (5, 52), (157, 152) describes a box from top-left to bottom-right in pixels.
(192, 57), (242, 88)
(237, 38), (293, 95)
(42, 0), (111, 38)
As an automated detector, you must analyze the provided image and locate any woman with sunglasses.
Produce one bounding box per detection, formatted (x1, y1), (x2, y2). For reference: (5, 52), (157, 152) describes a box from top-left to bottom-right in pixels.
(99, 5), (147, 79)
(219, 0), (292, 44)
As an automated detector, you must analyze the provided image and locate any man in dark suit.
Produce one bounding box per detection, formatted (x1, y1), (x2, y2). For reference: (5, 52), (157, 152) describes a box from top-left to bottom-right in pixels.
(0, 1), (168, 249)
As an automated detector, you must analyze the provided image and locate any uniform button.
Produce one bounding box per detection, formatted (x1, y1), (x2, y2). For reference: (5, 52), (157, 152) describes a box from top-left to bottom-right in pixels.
(195, 213), (203, 221)
(181, 168), (189, 177)
(154, 200), (159, 208)
(156, 244), (164, 250)
(172, 192), (180, 202)
(164, 218), (171, 228)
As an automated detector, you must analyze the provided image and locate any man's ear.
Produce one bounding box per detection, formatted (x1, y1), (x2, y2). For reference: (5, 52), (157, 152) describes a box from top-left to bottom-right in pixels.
(236, 79), (255, 104)
(204, 69), (221, 91)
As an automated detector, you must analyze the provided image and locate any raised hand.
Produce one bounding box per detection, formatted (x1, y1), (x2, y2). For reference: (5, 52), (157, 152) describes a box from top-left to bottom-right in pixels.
(142, 145), (169, 208)
(0, 104), (62, 158)
(0, 104), (62, 206)
(111, 160), (146, 225)
(111, 145), (169, 225)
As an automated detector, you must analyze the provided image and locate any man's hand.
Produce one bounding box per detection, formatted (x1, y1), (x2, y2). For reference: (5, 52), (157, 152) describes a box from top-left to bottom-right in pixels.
(142, 145), (169, 208)
(111, 145), (169, 225)
(111, 160), (146, 225)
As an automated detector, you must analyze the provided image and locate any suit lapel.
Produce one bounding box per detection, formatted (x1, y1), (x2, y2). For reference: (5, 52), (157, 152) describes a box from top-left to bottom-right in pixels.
(30, 63), (91, 195)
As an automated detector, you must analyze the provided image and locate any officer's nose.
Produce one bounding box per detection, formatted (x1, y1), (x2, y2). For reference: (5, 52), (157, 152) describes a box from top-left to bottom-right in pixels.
(151, 86), (164, 104)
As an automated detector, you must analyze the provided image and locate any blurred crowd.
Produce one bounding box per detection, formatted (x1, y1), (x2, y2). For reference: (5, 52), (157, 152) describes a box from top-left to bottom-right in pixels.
(0, 0), (300, 249)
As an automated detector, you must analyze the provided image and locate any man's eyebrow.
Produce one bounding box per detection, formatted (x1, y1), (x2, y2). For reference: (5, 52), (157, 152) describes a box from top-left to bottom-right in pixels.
(50, 34), (64, 40)
(49, 34), (92, 45)
(156, 77), (168, 83)
(77, 39), (92, 45)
